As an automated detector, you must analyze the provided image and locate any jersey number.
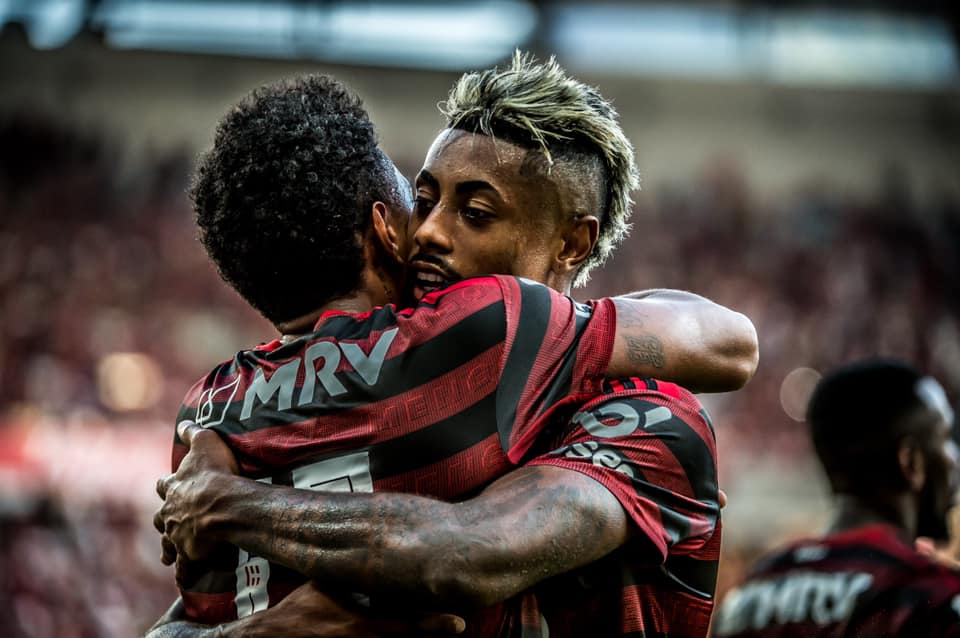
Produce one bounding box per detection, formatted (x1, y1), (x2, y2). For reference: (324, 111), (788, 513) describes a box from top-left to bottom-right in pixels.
(234, 451), (374, 618)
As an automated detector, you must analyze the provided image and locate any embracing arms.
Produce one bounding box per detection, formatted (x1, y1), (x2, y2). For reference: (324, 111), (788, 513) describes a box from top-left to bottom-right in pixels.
(158, 428), (630, 611)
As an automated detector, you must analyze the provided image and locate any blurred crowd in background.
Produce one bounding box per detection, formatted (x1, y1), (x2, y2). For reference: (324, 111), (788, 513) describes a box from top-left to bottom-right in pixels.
(1, 106), (957, 635)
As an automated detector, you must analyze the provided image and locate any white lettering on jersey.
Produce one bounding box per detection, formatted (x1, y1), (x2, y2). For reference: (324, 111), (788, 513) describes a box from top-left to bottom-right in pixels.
(561, 440), (635, 479)
(713, 571), (873, 636)
(237, 327), (398, 421)
(793, 544), (829, 563)
(571, 402), (672, 439)
(235, 476), (273, 618)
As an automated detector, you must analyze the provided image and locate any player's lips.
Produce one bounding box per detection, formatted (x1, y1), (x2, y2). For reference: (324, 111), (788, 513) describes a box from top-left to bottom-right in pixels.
(408, 259), (459, 300)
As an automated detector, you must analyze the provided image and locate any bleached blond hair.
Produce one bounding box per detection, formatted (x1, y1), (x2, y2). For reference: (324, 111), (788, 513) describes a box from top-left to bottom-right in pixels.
(440, 51), (639, 286)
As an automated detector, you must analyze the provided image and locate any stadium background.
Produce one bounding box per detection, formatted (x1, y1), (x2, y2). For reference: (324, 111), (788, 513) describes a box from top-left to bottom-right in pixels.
(0, 1), (957, 635)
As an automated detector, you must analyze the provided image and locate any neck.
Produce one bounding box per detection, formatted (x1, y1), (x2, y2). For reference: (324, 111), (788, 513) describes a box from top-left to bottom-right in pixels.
(827, 493), (915, 541)
(545, 271), (575, 297)
(274, 291), (379, 342)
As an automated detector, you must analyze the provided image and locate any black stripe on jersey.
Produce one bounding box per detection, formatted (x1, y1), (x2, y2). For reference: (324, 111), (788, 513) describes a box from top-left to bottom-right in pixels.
(202, 301), (506, 435)
(369, 393), (498, 478)
(661, 554), (719, 600)
(621, 397), (718, 504)
(495, 279), (559, 452)
(533, 303), (593, 421)
(311, 306), (406, 341)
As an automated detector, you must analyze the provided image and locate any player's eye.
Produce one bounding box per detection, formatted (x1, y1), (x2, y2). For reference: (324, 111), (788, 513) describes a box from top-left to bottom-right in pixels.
(414, 196), (435, 217)
(462, 206), (494, 225)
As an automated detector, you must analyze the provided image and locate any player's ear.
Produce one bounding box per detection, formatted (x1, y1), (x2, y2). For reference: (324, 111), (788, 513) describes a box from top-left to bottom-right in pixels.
(897, 436), (927, 492)
(553, 214), (599, 275)
(371, 201), (403, 264)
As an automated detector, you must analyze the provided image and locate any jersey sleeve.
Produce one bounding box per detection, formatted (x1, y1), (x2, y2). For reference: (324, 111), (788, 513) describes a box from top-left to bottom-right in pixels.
(490, 275), (617, 463)
(525, 385), (720, 564)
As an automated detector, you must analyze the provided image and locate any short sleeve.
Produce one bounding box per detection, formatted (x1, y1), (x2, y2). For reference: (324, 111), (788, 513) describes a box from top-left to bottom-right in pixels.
(526, 389), (720, 564)
(492, 275), (617, 463)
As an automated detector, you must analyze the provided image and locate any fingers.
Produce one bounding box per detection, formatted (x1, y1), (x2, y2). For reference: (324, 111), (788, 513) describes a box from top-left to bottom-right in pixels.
(175, 554), (207, 589)
(417, 613), (466, 635)
(177, 420), (204, 448)
(156, 474), (173, 500)
(153, 509), (165, 534)
(719, 489), (728, 510)
(161, 534), (178, 566)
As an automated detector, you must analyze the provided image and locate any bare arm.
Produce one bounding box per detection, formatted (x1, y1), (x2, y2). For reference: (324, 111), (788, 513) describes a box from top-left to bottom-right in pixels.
(161, 459), (629, 611)
(609, 289), (758, 393)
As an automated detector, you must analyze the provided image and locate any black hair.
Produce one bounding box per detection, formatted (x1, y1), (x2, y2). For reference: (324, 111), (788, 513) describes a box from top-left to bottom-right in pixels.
(191, 74), (400, 324)
(808, 359), (933, 492)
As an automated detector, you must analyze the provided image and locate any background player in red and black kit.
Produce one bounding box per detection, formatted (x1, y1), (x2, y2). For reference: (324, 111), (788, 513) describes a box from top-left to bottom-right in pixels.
(713, 359), (960, 638)
(152, 56), (754, 637)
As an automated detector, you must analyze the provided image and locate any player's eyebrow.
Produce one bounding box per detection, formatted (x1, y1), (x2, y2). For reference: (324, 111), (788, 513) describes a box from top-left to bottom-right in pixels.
(454, 180), (501, 199)
(415, 169), (435, 187)
(416, 169), (504, 201)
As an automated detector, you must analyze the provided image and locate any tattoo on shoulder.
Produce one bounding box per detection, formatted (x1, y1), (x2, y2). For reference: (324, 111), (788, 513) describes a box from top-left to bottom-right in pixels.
(625, 334), (665, 369)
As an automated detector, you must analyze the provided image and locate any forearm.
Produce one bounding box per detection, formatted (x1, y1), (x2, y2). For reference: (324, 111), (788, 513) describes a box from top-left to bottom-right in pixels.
(203, 466), (627, 609)
(610, 290), (758, 392)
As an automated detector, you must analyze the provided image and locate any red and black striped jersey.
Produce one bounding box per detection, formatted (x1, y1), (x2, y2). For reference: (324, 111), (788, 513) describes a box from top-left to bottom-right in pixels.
(465, 378), (722, 638)
(712, 524), (960, 638)
(171, 275), (616, 623)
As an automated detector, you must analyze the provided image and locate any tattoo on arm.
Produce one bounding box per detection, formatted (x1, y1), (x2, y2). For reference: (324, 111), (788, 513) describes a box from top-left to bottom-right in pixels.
(218, 465), (629, 609)
(625, 334), (665, 369)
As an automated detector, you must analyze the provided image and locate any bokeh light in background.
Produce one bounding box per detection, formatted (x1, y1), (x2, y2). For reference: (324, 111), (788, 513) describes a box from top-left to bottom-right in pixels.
(1, 1), (958, 635)
(779, 367), (821, 422)
(96, 352), (164, 412)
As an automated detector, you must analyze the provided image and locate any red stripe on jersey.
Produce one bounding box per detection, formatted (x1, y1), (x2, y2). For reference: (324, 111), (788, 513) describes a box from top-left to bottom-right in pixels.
(652, 379), (684, 400)
(253, 339), (283, 353)
(181, 591), (237, 624)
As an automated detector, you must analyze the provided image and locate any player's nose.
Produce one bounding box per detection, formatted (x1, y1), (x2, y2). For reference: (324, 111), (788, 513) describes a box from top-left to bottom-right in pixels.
(412, 206), (454, 255)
